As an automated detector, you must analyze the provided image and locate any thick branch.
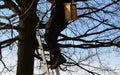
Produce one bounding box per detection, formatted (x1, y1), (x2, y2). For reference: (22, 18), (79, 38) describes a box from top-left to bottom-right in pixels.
(0, 36), (18, 48)
(58, 41), (117, 49)
(0, 22), (18, 30)
(4, 0), (20, 14)
(0, 14), (17, 19)
(59, 28), (118, 41)
(0, 5), (6, 9)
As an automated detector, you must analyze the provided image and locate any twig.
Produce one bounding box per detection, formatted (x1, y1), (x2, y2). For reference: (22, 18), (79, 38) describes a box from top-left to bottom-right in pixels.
(63, 54), (100, 75)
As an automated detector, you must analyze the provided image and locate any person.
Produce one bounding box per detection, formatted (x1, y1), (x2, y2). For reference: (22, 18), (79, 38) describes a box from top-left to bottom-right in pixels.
(45, 0), (69, 69)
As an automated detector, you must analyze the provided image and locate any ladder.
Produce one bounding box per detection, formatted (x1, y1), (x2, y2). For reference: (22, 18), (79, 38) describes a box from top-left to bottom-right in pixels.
(36, 28), (60, 75)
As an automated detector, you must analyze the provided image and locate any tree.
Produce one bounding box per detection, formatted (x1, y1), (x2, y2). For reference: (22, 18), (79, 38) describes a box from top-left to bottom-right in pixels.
(0, 0), (120, 75)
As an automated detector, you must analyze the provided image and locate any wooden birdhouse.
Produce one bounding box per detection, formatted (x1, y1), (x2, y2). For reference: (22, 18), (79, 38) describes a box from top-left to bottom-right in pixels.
(64, 3), (77, 21)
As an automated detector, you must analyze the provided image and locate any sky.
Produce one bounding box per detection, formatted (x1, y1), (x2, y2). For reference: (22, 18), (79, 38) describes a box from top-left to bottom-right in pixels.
(0, 0), (120, 75)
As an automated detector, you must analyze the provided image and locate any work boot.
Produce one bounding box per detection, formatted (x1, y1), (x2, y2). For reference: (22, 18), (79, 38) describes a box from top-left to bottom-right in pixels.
(47, 56), (55, 65)
(50, 55), (66, 69)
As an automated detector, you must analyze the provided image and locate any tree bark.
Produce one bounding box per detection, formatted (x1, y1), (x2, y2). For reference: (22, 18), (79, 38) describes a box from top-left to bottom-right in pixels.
(16, 0), (87, 75)
(16, 0), (39, 75)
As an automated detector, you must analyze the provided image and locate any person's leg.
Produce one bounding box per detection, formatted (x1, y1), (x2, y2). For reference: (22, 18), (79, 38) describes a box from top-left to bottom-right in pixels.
(45, 14), (67, 55)
(45, 6), (68, 68)
(45, 15), (61, 56)
(45, 22), (67, 69)
(45, 31), (60, 56)
(49, 22), (68, 69)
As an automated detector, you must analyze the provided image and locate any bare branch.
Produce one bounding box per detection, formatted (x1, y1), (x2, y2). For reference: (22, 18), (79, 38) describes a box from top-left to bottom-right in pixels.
(0, 36), (18, 48)
(59, 27), (118, 42)
(77, 0), (120, 18)
(58, 41), (115, 49)
(63, 54), (100, 75)
(0, 5), (6, 9)
(0, 14), (17, 19)
(85, 16), (120, 29)
(0, 59), (10, 71)
(4, 0), (20, 14)
(0, 22), (18, 30)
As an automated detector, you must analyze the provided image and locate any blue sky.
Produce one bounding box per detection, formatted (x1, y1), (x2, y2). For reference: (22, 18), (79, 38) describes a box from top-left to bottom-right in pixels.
(0, 0), (120, 75)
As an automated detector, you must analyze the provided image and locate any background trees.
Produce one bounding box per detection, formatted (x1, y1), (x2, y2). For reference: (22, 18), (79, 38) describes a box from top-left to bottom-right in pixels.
(0, 0), (120, 75)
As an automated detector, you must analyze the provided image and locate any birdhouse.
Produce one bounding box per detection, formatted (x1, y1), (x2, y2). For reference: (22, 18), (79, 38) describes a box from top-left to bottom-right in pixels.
(64, 3), (77, 21)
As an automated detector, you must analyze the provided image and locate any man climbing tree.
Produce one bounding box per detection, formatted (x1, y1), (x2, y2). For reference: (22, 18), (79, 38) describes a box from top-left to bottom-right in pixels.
(45, 0), (70, 69)
(45, 0), (88, 69)
(2, 0), (120, 75)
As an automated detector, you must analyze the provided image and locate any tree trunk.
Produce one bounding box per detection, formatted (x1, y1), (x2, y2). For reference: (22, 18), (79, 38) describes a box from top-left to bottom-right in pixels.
(16, 0), (39, 75)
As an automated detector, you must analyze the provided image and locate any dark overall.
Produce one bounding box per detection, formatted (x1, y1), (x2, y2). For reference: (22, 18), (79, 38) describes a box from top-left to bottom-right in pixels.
(45, 1), (68, 57)
(45, 0), (73, 69)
